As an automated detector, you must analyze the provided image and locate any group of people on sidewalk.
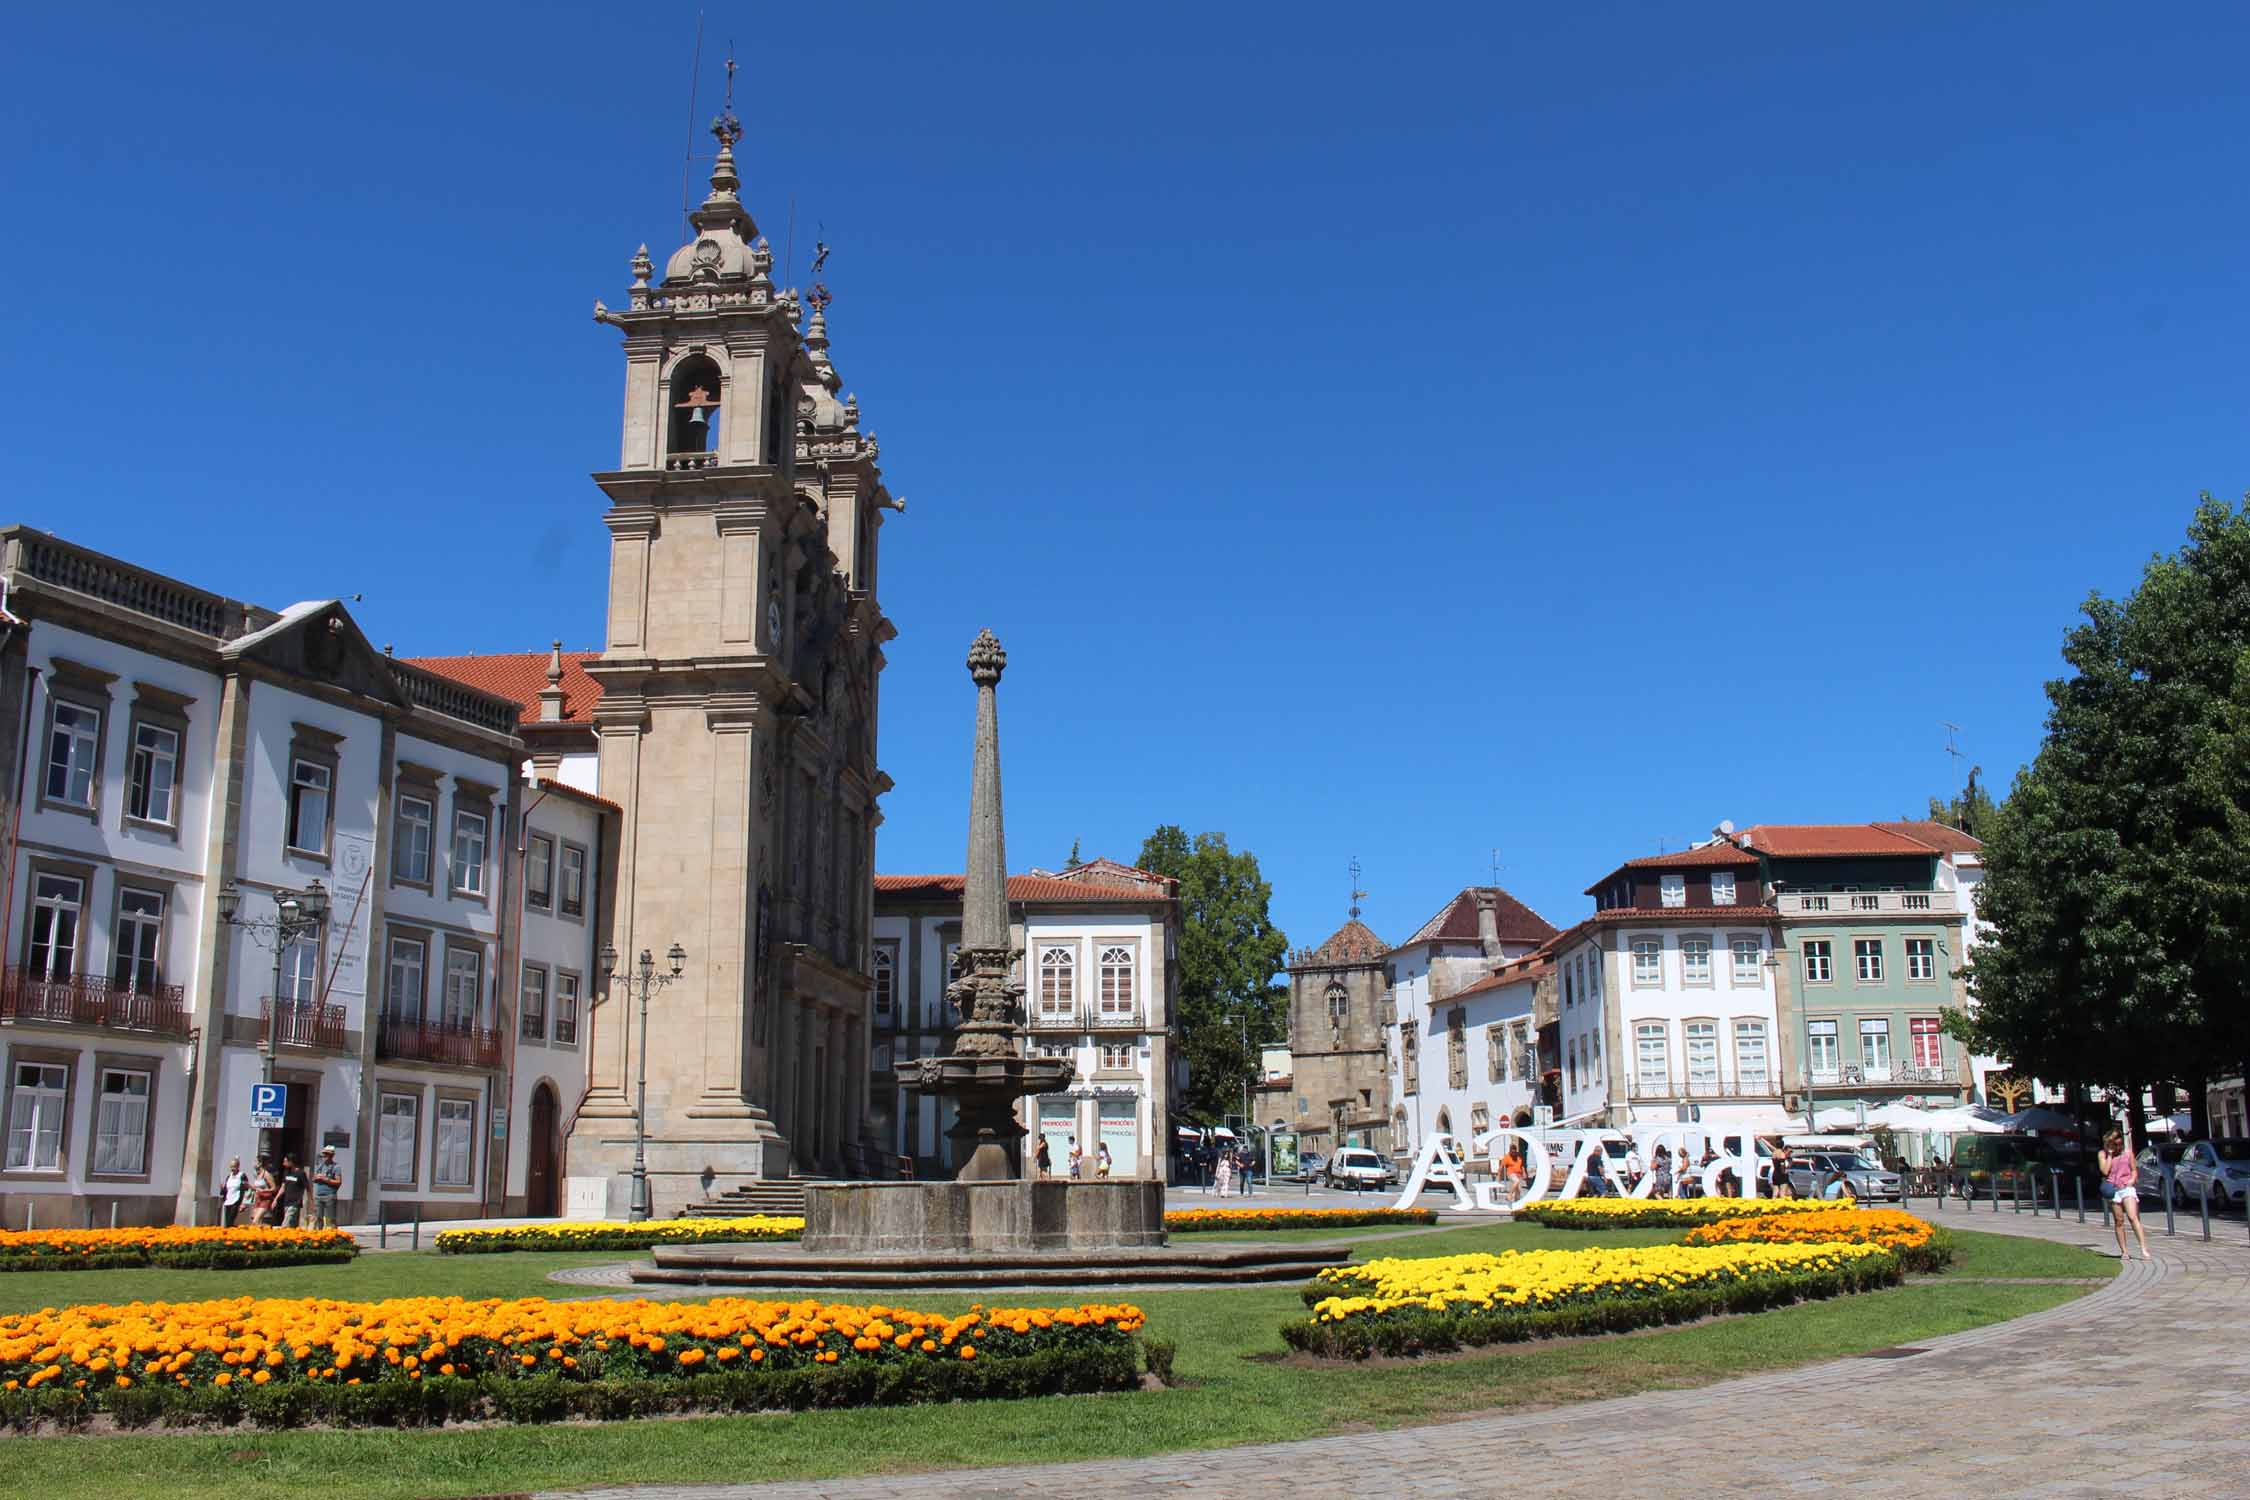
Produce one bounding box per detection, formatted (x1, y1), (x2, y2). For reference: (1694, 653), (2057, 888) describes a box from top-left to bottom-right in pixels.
(217, 1144), (343, 1229)
(1032, 1134), (1114, 1180)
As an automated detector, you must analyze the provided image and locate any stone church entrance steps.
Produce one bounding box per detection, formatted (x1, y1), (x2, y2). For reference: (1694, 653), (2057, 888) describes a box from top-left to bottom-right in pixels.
(631, 1239), (1354, 1291)
(677, 1178), (823, 1219)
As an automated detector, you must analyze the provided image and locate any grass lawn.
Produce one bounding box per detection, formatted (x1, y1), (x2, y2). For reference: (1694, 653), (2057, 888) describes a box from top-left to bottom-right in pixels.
(0, 1225), (2108, 1500)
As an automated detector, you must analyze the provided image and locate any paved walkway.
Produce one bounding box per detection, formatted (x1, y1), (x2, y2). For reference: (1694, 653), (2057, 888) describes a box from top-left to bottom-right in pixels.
(540, 1201), (2250, 1500)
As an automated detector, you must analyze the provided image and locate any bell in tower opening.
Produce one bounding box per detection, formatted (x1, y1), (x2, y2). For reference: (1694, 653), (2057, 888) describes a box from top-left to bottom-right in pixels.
(669, 355), (723, 456)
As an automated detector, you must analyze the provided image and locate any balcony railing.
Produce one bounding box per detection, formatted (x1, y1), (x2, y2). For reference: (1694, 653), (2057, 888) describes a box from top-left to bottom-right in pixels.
(1029, 1005), (1144, 1030)
(378, 1016), (504, 1069)
(1781, 890), (1956, 916)
(1626, 1074), (1778, 1102)
(1809, 1062), (1957, 1089)
(0, 968), (190, 1037)
(262, 998), (350, 1052)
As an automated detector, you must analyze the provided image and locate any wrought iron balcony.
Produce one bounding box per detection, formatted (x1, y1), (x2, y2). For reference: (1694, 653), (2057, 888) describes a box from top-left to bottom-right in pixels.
(377, 1016), (504, 1069)
(262, 998), (350, 1052)
(1625, 1073), (1779, 1101)
(1780, 890), (1957, 916)
(0, 968), (190, 1037)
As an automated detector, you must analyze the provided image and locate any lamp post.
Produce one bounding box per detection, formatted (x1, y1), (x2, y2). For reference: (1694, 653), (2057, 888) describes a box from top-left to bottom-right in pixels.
(217, 879), (331, 1158)
(600, 941), (684, 1222)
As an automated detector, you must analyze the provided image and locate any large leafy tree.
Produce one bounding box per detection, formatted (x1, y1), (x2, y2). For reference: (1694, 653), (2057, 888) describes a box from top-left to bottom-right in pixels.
(1958, 496), (2250, 1135)
(1135, 826), (1291, 1122)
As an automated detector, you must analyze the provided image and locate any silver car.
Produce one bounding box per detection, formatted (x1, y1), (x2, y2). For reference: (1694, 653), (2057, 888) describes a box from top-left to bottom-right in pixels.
(1788, 1149), (1902, 1201)
(2173, 1140), (2250, 1210)
(2135, 1143), (2190, 1203)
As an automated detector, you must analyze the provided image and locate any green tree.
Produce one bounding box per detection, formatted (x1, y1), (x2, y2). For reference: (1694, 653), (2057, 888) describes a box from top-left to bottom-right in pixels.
(1135, 826), (1291, 1123)
(1956, 495), (2250, 1136)
(1924, 765), (1998, 837)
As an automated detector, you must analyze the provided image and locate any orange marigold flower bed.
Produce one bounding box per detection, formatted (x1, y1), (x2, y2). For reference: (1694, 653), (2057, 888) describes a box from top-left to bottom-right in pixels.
(0, 1227), (357, 1273)
(1681, 1208), (1951, 1270)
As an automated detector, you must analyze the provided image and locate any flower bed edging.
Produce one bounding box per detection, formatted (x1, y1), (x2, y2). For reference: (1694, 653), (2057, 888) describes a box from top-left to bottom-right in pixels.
(432, 1217), (803, 1254)
(1164, 1208), (1437, 1233)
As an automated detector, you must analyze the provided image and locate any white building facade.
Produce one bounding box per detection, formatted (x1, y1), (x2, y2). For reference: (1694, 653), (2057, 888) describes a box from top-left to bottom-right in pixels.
(872, 862), (1177, 1180)
(1385, 887), (1555, 1157)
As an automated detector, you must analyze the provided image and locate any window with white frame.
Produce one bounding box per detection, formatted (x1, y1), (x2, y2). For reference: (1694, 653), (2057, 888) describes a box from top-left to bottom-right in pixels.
(1906, 937), (1936, 981)
(27, 873), (83, 980)
(127, 723), (179, 826)
(1709, 869), (1737, 906)
(1631, 938), (1662, 987)
(1659, 873), (1686, 908)
(377, 1092), (418, 1185)
(1585, 951), (1602, 1003)
(1854, 938), (1883, 983)
(1730, 935), (1762, 985)
(1733, 1019), (1770, 1091)
(112, 888), (164, 992)
(1037, 944), (1076, 1019)
(554, 971), (580, 1045)
(393, 794), (434, 884)
(1684, 1020), (1719, 1088)
(1681, 935), (1712, 985)
(385, 935), (426, 1025)
(1807, 1019), (1840, 1078)
(1802, 940), (1833, 983)
(45, 700), (101, 809)
(451, 809), (488, 896)
(1098, 944), (1135, 1018)
(1099, 1042), (1134, 1071)
(525, 835), (554, 911)
(1634, 1022), (1669, 1091)
(443, 945), (481, 1029)
(519, 964), (547, 1041)
(278, 929), (321, 1005)
(433, 1097), (475, 1186)
(6, 1061), (70, 1171)
(1860, 1017), (1893, 1075)
(559, 844), (586, 917)
(1910, 1016), (1942, 1070)
(872, 945), (895, 1023)
(286, 758), (332, 855)
(92, 1067), (151, 1175)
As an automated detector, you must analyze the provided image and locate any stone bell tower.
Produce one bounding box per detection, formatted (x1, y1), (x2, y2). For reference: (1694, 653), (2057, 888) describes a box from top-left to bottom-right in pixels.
(570, 96), (897, 1210)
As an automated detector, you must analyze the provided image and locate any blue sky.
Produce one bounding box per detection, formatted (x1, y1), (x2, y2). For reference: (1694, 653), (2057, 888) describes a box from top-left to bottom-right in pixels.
(5, 4), (2245, 951)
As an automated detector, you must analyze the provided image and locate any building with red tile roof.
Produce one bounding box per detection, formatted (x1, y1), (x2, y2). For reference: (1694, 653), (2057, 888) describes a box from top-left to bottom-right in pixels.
(1275, 914), (1396, 1155)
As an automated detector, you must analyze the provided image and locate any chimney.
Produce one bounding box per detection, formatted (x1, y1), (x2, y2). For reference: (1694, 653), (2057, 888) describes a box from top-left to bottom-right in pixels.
(1475, 890), (1501, 959)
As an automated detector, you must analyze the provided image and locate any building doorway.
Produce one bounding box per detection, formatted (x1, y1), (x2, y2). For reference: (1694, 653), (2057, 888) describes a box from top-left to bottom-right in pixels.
(265, 1070), (317, 1176)
(526, 1083), (559, 1217)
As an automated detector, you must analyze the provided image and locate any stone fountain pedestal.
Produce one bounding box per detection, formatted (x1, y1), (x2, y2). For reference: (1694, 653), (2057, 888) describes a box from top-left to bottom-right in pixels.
(802, 1178), (1164, 1254)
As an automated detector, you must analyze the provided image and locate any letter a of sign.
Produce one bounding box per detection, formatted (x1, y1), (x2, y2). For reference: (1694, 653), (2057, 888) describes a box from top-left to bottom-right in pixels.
(1392, 1133), (1472, 1211)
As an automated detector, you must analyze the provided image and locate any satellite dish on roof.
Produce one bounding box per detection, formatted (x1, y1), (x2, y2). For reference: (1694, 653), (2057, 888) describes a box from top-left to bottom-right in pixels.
(1716, 819), (1736, 836)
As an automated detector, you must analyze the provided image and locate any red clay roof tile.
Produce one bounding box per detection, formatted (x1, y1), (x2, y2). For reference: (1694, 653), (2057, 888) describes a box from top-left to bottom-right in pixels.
(405, 651), (603, 728)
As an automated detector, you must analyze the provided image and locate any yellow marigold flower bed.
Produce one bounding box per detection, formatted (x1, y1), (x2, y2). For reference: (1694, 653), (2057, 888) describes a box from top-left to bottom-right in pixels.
(1283, 1240), (1899, 1358)
(0, 1226), (357, 1273)
(1516, 1197), (1850, 1229)
(1164, 1208), (1436, 1232)
(1681, 1208), (1950, 1270)
(0, 1293), (1146, 1426)
(433, 1217), (802, 1254)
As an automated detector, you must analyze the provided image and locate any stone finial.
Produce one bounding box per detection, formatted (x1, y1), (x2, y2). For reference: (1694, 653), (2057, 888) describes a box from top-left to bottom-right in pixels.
(538, 639), (569, 724)
(546, 639), (564, 686)
(630, 244), (653, 288)
(966, 629), (1007, 687)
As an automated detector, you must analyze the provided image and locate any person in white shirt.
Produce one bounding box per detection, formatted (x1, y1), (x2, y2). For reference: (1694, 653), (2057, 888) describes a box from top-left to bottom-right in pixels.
(219, 1158), (249, 1227)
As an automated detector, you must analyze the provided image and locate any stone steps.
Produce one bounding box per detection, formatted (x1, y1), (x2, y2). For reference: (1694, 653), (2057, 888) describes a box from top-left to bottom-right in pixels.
(631, 1240), (1352, 1292)
(677, 1181), (816, 1218)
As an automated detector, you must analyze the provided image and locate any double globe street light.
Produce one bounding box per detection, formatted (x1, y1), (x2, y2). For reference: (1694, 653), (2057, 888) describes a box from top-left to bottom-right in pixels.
(599, 940), (685, 1222)
(216, 879), (331, 1155)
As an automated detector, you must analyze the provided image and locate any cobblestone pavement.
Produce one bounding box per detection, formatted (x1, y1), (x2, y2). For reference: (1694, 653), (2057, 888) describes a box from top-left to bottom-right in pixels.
(538, 1201), (2250, 1500)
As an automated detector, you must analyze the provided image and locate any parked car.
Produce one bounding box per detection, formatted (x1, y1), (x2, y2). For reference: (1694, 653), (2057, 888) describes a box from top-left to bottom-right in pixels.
(2173, 1140), (2250, 1210)
(1296, 1150), (1329, 1182)
(1789, 1148), (1902, 1202)
(1326, 1147), (1398, 1191)
(2135, 1142), (2190, 1204)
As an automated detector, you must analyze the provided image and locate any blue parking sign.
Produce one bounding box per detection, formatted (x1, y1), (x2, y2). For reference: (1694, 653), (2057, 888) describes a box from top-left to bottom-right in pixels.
(249, 1082), (288, 1130)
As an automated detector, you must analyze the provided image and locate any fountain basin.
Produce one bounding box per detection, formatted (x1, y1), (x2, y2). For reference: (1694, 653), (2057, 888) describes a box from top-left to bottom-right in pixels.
(802, 1178), (1164, 1254)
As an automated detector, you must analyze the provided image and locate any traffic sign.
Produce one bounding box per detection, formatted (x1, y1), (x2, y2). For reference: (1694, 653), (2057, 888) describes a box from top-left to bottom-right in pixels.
(249, 1082), (288, 1131)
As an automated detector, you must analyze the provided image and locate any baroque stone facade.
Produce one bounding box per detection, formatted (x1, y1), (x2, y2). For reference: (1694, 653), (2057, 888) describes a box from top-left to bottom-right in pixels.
(565, 112), (899, 1211)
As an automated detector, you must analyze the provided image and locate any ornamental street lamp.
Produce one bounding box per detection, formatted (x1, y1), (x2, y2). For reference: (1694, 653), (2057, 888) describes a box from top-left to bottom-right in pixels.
(601, 940), (685, 1222)
(217, 879), (331, 1157)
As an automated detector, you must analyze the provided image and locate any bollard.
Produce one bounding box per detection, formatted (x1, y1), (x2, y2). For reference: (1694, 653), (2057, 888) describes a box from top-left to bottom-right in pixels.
(111, 1202), (119, 1229)
(379, 1210), (387, 1250)
(413, 1205), (421, 1252)
(2012, 1173), (2024, 1213)
(2200, 1181), (2212, 1242)
(2164, 1172), (2177, 1237)
(2075, 1174), (2086, 1224)
(1989, 1175), (1999, 1213)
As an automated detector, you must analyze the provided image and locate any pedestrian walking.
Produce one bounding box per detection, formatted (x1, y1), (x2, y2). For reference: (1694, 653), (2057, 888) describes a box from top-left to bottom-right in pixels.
(1237, 1145), (1253, 1196)
(219, 1157), (248, 1227)
(1097, 1141), (1113, 1178)
(1770, 1144), (1796, 1199)
(276, 1154), (307, 1227)
(1035, 1136), (1052, 1177)
(2098, 1129), (2152, 1261)
(1214, 1149), (1233, 1196)
(1068, 1136), (1083, 1180)
(250, 1157), (278, 1226)
(311, 1144), (343, 1230)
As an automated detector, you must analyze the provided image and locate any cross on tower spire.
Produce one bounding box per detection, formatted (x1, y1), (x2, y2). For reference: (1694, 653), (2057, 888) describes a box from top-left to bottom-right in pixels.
(1347, 855), (1366, 921)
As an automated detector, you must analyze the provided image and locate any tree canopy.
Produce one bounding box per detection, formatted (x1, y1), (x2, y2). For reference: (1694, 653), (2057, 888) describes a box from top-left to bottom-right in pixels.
(1135, 826), (1291, 1123)
(1923, 766), (1997, 838)
(1958, 495), (2250, 1134)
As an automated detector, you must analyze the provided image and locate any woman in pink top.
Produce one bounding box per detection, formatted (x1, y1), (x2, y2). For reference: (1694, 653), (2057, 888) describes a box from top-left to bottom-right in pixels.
(2097, 1129), (2151, 1261)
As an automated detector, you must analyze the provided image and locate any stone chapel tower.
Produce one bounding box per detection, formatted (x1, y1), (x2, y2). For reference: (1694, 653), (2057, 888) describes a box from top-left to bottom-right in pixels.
(568, 106), (899, 1211)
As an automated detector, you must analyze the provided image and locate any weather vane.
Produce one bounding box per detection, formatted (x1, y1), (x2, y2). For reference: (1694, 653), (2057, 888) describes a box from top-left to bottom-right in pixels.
(1348, 855), (1366, 920)
(711, 46), (743, 148)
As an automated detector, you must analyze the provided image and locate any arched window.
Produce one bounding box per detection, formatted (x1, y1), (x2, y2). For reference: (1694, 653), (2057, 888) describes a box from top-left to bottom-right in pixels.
(1326, 981), (1348, 1031)
(870, 946), (894, 1024)
(1037, 945), (1075, 1020)
(1435, 1107), (1453, 1138)
(1098, 945), (1135, 1018)
(668, 354), (723, 457)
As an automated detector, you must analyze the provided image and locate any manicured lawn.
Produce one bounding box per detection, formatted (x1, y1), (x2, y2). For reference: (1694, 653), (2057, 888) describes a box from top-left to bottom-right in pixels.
(0, 1226), (2105, 1500)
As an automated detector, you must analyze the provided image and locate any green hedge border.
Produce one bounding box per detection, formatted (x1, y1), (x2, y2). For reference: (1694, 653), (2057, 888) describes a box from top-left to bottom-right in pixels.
(1280, 1253), (1903, 1359)
(434, 1224), (801, 1254)
(1166, 1209), (1437, 1233)
(0, 1246), (358, 1275)
(0, 1344), (1139, 1432)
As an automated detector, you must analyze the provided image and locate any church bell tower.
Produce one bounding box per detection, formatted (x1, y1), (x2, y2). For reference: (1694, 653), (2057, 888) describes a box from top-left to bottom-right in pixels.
(570, 93), (895, 1208)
